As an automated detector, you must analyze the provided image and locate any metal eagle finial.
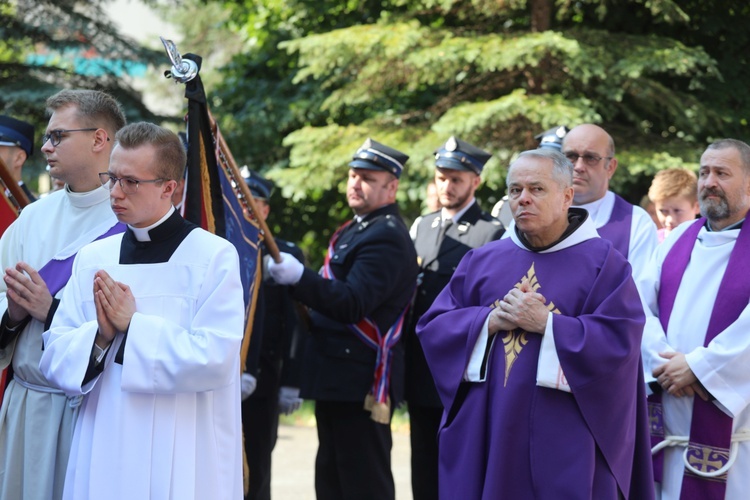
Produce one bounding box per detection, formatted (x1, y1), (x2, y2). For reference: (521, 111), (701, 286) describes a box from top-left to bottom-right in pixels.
(160, 36), (199, 83)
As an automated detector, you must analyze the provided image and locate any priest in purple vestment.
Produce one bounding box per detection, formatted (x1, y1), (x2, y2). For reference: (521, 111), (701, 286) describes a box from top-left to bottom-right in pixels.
(417, 148), (654, 499)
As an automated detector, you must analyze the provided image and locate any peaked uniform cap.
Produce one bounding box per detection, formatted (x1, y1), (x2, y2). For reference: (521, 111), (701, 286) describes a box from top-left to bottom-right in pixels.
(434, 136), (491, 174)
(244, 170), (274, 200)
(0, 115), (34, 157)
(349, 138), (409, 178)
(535, 125), (569, 151)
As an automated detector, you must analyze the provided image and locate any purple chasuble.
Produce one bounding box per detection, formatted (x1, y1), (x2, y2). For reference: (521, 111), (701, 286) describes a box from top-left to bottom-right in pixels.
(596, 194), (633, 259)
(652, 216), (750, 499)
(38, 223), (126, 296)
(417, 236), (653, 499)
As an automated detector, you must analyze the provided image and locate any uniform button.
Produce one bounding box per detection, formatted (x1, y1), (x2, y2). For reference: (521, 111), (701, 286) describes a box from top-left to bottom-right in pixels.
(345, 348), (351, 354)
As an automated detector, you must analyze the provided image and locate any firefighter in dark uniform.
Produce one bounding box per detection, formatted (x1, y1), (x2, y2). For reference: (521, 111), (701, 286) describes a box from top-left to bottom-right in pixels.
(406, 137), (504, 500)
(242, 172), (306, 500)
(266, 139), (419, 500)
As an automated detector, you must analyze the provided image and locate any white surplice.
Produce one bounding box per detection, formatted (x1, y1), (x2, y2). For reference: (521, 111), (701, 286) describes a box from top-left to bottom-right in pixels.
(640, 220), (750, 499)
(0, 186), (119, 500)
(40, 228), (245, 500)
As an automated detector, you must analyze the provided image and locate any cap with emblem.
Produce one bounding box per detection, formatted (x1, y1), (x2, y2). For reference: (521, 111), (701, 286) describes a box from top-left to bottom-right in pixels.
(349, 138), (409, 179)
(0, 115), (34, 157)
(434, 136), (491, 175)
(535, 126), (569, 151)
(244, 170), (274, 201)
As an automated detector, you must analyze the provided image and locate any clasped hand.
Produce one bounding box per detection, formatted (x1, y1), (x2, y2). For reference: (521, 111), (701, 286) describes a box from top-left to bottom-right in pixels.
(94, 270), (136, 345)
(4, 262), (53, 323)
(652, 351), (709, 401)
(488, 279), (548, 336)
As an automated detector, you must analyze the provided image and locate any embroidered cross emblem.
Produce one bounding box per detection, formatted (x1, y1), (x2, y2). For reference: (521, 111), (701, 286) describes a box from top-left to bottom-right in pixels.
(686, 445), (729, 473)
(648, 402), (664, 436)
(491, 263), (560, 386)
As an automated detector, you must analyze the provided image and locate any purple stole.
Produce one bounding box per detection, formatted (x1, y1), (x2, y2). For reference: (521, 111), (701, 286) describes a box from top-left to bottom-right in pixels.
(596, 194), (632, 258)
(37, 223), (126, 296)
(321, 221), (409, 424)
(651, 217), (750, 498)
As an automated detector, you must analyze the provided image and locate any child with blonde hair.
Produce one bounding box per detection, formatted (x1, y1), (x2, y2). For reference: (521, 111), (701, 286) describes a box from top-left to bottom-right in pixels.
(647, 167), (700, 242)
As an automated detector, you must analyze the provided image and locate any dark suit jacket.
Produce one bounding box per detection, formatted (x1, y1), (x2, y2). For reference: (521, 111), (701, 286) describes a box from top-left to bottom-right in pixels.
(292, 203), (419, 404)
(406, 201), (504, 406)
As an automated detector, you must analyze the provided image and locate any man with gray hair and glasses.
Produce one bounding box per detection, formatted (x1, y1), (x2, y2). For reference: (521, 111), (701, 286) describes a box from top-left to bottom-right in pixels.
(0, 89), (126, 500)
(562, 123), (657, 283)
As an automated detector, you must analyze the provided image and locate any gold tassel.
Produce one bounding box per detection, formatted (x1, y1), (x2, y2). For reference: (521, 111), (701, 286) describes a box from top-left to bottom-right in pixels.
(363, 395), (391, 424)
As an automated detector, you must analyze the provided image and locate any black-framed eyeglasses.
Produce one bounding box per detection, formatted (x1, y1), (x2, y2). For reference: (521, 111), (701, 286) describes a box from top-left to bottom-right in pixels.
(99, 172), (165, 194)
(42, 128), (100, 147)
(564, 152), (613, 167)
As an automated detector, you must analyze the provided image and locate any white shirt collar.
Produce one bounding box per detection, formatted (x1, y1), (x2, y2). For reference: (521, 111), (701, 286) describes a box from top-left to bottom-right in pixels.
(441, 198), (476, 225)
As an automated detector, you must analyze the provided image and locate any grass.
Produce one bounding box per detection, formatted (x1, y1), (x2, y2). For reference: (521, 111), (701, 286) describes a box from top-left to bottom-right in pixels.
(280, 400), (412, 434)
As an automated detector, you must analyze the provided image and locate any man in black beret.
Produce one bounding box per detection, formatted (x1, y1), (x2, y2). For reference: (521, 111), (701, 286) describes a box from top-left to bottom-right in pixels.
(267, 138), (419, 500)
(0, 115), (37, 202)
(406, 136), (504, 500)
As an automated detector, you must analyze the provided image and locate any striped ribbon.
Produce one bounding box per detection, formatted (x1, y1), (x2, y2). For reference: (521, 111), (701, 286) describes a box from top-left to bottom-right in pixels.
(322, 220), (408, 424)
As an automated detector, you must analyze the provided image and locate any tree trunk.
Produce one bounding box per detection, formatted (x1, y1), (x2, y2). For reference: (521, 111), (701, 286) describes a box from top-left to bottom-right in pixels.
(530, 0), (552, 32)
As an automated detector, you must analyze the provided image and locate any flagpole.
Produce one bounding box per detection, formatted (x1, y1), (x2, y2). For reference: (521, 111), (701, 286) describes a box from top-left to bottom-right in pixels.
(0, 156), (30, 210)
(207, 111), (282, 264)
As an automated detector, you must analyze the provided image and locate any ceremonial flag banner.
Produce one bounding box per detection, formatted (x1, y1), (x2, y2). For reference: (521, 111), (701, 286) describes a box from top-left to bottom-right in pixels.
(0, 192), (17, 235)
(0, 158), (23, 235)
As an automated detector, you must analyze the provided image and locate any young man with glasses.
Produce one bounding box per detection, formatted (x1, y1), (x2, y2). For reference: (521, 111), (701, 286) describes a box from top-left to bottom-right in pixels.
(561, 123), (657, 283)
(0, 89), (126, 500)
(41, 122), (245, 500)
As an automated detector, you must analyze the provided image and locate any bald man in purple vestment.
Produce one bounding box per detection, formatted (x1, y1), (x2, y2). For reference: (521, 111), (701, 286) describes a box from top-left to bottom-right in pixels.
(417, 148), (654, 499)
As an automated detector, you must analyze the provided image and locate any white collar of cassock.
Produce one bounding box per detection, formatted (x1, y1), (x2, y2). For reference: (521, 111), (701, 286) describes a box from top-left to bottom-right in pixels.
(129, 206), (175, 242)
(572, 190), (614, 228)
(510, 212), (599, 253)
(64, 184), (111, 208)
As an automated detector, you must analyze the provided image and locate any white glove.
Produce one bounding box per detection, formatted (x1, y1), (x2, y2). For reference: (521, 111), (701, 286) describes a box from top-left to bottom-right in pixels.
(262, 255), (274, 282)
(241, 373), (257, 401)
(266, 252), (304, 285)
(278, 386), (302, 415)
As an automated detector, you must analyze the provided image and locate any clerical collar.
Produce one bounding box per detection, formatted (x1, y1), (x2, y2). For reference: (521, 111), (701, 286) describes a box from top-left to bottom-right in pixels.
(705, 218), (744, 232)
(515, 208), (590, 252)
(441, 198), (475, 225)
(129, 206), (176, 242)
